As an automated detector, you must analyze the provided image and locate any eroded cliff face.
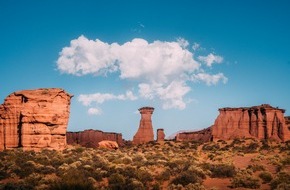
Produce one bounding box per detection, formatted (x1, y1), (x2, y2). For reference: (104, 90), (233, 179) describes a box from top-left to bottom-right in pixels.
(66, 129), (123, 147)
(0, 88), (72, 151)
(133, 107), (154, 144)
(212, 104), (290, 142)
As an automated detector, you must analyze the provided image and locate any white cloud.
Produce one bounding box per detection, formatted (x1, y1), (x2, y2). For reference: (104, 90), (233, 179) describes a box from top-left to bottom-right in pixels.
(78, 91), (137, 106)
(191, 73), (228, 86)
(198, 53), (223, 67)
(192, 42), (200, 51)
(58, 36), (227, 111)
(88, 108), (102, 115)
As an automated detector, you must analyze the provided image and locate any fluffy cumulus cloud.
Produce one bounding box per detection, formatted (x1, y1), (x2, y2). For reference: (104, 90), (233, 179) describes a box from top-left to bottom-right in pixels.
(57, 35), (227, 113)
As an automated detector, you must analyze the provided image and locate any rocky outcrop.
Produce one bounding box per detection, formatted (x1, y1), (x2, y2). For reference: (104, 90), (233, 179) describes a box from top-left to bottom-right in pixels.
(175, 127), (212, 142)
(98, 140), (119, 150)
(212, 104), (290, 142)
(0, 88), (72, 151)
(133, 107), (154, 144)
(66, 129), (123, 148)
(157, 128), (165, 142)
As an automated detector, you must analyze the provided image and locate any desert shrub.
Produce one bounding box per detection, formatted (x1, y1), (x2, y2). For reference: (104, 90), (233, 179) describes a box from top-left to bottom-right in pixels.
(230, 138), (244, 146)
(12, 160), (36, 178)
(136, 168), (153, 185)
(184, 183), (206, 190)
(202, 144), (220, 151)
(281, 156), (290, 165)
(201, 163), (236, 178)
(1, 181), (33, 190)
(156, 168), (171, 181)
(171, 170), (202, 186)
(270, 172), (290, 190)
(231, 170), (260, 189)
(49, 167), (94, 190)
(125, 178), (145, 189)
(247, 164), (265, 172)
(259, 171), (273, 183)
(233, 142), (259, 153)
(108, 173), (126, 190)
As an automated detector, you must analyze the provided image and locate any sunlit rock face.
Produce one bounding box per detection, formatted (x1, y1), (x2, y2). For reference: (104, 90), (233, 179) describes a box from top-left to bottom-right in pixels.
(212, 104), (290, 142)
(133, 107), (154, 144)
(0, 88), (72, 151)
(66, 129), (123, 147)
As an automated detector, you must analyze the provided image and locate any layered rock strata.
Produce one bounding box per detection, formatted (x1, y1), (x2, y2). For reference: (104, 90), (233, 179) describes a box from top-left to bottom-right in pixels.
(212, 104), (290, 142)
(133, 107), (154, 144)
(157, 128), (165, 142)
(175, 127), (212, 142)
(0, 88), (72, 151)
(66, 129), (123, 147)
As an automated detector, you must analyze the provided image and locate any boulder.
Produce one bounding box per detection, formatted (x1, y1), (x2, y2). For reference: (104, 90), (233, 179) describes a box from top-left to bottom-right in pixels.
(98, 140), (119, 149)
(133, 107), (154, 144)
(0, 88), (72, 151)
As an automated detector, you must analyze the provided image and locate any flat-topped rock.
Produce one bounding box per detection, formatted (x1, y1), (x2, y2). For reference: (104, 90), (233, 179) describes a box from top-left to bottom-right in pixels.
(66, 129), (123, 147)
(212, 104), (290, 142)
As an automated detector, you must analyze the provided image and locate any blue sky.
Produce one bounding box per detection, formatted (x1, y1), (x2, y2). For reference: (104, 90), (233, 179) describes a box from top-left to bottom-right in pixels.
(1, 0), (290, 140)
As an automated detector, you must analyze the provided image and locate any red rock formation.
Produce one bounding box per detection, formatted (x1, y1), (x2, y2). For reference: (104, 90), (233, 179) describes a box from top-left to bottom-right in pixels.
(98, 140), (119, 150)
(133, 107), (154, 144)
(0, 88), (72, 151)
(175, 127), (213, 142)
(66, 129), (123, 148)
(157, 128), (165, 142)
(285, 116), (290, 140)
(212, 104), (290, 142)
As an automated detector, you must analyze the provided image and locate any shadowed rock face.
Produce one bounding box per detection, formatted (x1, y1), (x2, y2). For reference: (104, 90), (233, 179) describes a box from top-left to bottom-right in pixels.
(175, 127), (212, 142)
(212, 104), (290, 142)
(0, 88), (72, 151)
(133, 107), (154, 144)
(66, 129), (123, 147)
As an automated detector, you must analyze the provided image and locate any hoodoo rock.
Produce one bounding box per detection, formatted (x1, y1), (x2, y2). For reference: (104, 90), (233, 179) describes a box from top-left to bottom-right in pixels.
(133, 107), (154, 144)
(176, 127), (212, 142)
(157, 128), (165, 142)
(0, 88), (72, 151)
(212, 104), (290, 142)
(66, 129), (123, 148)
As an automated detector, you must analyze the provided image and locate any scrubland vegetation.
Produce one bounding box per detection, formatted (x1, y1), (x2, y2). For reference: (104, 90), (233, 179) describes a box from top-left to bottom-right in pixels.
(0, 139), (289, 190)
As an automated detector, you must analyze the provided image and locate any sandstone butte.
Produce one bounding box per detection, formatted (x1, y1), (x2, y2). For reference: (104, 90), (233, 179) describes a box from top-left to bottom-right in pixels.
(66, 129), (123, 148)
(133, 107), (154, 144)
(0, 88), (72, 151)
(176, 104), (290, 142)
